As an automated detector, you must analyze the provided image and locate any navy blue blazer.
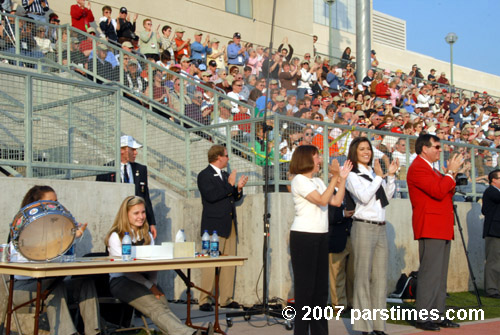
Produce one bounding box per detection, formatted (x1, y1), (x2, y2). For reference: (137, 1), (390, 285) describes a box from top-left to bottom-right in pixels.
(482, 185), (500, 238)
(198, 165), (242, 238)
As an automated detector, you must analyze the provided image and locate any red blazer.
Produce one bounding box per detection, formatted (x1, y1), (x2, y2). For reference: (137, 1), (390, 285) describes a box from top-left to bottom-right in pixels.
(407, 155), (456, 240)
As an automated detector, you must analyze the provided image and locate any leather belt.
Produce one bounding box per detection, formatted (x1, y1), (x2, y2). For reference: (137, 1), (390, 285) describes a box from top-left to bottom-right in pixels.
(353, 217), (386, 226)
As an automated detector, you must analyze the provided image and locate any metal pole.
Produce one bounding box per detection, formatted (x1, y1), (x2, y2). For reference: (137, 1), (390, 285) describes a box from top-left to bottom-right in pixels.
(356, 0), (371, 82)
(450, 43), (454, 86)
(329, 2), (334, 61)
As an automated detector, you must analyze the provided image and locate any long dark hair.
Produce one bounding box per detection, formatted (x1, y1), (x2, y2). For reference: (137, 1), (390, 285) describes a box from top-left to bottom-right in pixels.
(347, 137), (373, 170)
(20, 185), (55, 208)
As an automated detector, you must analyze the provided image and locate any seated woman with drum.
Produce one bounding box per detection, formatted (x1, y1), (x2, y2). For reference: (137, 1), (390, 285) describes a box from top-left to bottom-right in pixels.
(9, 185), (101, 335)
(105, 196), (206, 335)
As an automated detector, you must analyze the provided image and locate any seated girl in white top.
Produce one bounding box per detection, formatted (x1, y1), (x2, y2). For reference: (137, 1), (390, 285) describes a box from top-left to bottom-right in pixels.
(105, 196), (200, 335)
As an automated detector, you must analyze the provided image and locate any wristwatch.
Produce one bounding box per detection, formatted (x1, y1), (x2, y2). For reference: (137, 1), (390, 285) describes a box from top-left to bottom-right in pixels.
(448, 170), (455, 175)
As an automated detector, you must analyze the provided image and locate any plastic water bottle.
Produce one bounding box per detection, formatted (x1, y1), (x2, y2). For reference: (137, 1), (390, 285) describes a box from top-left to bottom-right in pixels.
(122, 232), (132, 261)
(395, 183), (401, 199)
(201, 230), (210, 255)
(63, 244), (75, 262)
(175, 229), (186, 242)
(210, 231), (219, 258)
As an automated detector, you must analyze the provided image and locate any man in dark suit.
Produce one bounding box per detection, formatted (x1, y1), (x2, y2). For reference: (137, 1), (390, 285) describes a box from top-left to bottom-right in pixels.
(198, 145), (248, 312)
(481, 169), (500, 298)
(407, 134), (463, 331)
(96, 135), (157, 238)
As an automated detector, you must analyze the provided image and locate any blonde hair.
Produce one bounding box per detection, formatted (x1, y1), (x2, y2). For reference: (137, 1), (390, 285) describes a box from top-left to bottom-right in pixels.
(105, 196), (151, 247)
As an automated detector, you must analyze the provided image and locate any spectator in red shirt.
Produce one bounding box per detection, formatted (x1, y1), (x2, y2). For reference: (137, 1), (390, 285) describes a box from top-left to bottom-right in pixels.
(437, 72), (450, 86)
(375, 75), (390, 99)
(79, 27), (96, 57)
(233, 104), (251, 142)
(70, 0), (95, 33)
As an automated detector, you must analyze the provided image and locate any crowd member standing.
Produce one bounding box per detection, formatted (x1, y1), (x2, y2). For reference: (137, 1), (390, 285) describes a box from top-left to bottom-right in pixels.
(407, 134), (463, 331)
(197, 145), (248, 312)
(227, 32), (248, 72)
(116, 7), (138, 44)
(140, 18), (159, 61)
(482, 169), (500, 299)
(70, 0), (95, 33)
(345, 137), (399, 335)
(99, 5), (117, 43)
(289, 145), (352, 335)
(174, 28), (190, 63)
(22, 0), (50, 23)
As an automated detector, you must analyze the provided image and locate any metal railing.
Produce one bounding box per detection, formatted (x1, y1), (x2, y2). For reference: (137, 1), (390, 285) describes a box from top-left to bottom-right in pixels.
(0, 66), (121, 179)
(1, 14), (499, 199)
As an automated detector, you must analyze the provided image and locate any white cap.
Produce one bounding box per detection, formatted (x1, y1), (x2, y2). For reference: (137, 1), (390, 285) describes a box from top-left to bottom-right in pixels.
(120, 135), (142, 148)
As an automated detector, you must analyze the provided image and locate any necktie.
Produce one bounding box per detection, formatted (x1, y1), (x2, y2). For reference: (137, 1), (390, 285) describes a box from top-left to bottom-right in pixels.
(123, 164), (130, 183)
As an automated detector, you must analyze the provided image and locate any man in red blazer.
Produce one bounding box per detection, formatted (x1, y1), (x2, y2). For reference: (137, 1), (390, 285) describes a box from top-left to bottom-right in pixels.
(407, 134), (463, 331)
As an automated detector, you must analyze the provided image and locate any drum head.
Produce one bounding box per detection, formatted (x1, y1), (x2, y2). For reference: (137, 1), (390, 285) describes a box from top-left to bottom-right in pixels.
(17, 214), (76, 261)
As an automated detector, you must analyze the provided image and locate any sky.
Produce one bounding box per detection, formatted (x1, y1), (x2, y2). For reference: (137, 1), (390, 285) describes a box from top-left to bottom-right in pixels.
(373, 0), (500, 76)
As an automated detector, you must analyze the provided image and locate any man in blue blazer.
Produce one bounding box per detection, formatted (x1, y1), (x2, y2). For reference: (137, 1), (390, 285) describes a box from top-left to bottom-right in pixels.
(482, 169), (500, 298)
(197, 145), (248, 312)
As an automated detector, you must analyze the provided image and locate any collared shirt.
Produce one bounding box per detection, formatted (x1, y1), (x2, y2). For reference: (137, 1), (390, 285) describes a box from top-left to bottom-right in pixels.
(121, 162), (134, 184)
(419, 155), (454, 181)
(210, 163), (223, 181)
(22, 0), (48, 15)
(346, 164), (396, 222)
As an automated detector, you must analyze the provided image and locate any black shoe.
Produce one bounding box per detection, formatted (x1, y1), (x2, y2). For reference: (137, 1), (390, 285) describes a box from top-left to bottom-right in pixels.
(222, 301), (241, 309)
(488, 293), (500, 299)
(361, 332), (374, 335)
(199, 303), (214, 312)
(374, 331), (388, 335)
(439, 318), (460, 328)
(415, 321), (440, 331)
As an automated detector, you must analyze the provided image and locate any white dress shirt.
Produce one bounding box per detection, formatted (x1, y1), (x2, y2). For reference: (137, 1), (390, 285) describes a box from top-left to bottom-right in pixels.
(346, 164), (396, 222)
(121, 163), (134, 184)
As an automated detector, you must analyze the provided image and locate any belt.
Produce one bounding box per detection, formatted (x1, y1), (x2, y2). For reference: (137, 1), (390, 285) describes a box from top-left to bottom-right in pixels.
(353, 217), (386, 226)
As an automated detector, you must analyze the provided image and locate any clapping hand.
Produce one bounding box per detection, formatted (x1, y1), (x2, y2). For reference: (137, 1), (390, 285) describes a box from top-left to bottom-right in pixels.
(340, 160), (353, 179)
(387, 158), (400, 177)
(446, 153), (464, 175)
(237, 175), (248, 191)
(373, 159), (383, 177)
(329, 159), (340, 177)
(228, 170), (237, 186)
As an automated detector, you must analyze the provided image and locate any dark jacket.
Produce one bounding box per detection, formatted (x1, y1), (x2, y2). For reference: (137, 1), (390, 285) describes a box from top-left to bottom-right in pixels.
(198, 165), (242, 238)
(482, 185), (500, 238)
(96, 162), (156, 226)
(328, 204), (352, 253)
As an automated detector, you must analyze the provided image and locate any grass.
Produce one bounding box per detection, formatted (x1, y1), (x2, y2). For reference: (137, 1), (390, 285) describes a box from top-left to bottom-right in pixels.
(340, 291), (500, 326)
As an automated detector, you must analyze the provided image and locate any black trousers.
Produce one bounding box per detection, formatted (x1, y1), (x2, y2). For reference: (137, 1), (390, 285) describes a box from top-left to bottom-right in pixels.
(290, 231), (329, 335)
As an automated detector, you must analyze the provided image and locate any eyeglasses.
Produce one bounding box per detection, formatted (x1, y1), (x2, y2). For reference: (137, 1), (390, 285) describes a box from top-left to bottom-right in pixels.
(304, 133), (313, 136)
(146, 23), (152, 26)
(234, 84), (243, 87)
(430, 145), (441, 150)
(314, 117), (321, 120)
(312, 104), (320, 107)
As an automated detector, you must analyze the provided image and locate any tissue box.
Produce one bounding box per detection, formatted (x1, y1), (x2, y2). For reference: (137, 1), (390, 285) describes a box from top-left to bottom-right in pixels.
(162, 242), (195, 258)
(133, 244), (173, 259)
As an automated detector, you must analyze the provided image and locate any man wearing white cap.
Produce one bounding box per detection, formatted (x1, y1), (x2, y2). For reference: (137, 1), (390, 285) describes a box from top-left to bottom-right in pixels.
(96, 135), (157, 238)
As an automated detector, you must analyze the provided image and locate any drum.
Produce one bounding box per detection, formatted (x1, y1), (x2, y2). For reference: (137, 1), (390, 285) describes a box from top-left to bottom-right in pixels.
(10, 200), (77, 261)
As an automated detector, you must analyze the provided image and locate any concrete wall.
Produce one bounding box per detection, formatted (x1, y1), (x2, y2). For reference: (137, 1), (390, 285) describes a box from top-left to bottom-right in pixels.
(0, 177), (487, 306)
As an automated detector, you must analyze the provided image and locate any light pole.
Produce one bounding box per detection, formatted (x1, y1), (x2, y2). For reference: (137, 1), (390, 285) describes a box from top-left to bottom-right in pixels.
(445, 32), (458, 86)
(324, 0), (335, 62)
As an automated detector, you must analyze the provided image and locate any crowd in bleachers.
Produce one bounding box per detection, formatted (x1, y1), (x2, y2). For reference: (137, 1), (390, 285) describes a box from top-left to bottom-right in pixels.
(1, 2), (500, 192)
